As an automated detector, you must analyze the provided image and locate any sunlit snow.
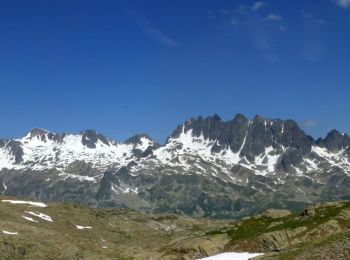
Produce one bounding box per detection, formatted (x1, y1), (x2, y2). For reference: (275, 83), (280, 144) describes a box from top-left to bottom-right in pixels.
(1, 125), (350, 184)
(0, 131), (151, 172)
(198, 252), (263, 260)
(75, 225), (92, 230)
(135, 137), (154, 152)
(25, 211), (53, 222)
(2, 230), (18, 235)
(2, 199), (48, 207)
(22, 215), (39, 222)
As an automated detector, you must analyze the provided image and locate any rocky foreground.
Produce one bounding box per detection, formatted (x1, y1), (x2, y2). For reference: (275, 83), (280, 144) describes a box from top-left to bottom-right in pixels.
(0, 196), (350, 259)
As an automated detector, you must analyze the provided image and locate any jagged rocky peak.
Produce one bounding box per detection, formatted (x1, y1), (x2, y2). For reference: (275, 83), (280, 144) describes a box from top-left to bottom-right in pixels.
(24, 128), (62, 143)
(124, 134), (155, 146)
(317, 129), (350, 152)
(243, 116), (314, 157)
(124, 134), (157, 156)
(80, 129), (110, 148)
(213, 113), (250, 153)
(167, 113), (314, 157)
(5, 140), (24, 164)
(0, 139), (6, 148)
(280, 120), (314, 150)
(169, 114), (226, 141)
(232, 113), (249, 124)
(26, 128), (49, 140)
(28, 127), (49, 136)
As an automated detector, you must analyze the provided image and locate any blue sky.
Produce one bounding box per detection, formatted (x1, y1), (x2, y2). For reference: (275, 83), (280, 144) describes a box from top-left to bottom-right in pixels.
(0, 0), (350, 142)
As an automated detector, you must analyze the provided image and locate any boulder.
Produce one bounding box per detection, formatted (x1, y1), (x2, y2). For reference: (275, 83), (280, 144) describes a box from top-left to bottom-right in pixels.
(336, 209), (350, 220)
(301, 206), (316, 218)
(306, 220), (341, 240)
(165, 234), (230, 259)
(258, 226), (307, 251)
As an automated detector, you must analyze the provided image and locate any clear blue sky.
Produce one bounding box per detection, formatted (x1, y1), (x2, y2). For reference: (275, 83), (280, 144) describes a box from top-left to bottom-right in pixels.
(1, 0), (350, 143)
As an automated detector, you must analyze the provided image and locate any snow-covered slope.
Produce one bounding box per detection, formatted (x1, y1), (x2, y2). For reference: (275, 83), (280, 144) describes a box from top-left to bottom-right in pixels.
(0, 129), (155, 172)
(131, 116), (350, 185)
(1, 115), (350, 181)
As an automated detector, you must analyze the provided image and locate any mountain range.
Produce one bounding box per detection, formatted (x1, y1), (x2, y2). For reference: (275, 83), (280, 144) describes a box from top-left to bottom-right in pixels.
(1, 114), (350, 218)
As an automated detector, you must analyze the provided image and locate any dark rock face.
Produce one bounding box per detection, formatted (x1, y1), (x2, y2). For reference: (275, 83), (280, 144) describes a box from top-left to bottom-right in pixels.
(124, 134), (154, 145)
(80, 130), (110, 148)
(0, 139), (6, 148)
(169, 114), (250, 154)
(317, 130), (350, 152)
(95, 171), (120, 204)
(124, 134), (158, 158)
(170, 114), (224, 141)
(169, 114), (313, 158)
(5, 140), (23, 164)
(280, 120), (314, 154)
(276, 148), (304, 172)
(28, 128), (50, 140)
(27, 128), (63, 143)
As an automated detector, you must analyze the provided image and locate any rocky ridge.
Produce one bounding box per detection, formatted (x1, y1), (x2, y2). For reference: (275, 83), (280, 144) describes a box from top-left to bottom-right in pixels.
(1, 114), (350, 217)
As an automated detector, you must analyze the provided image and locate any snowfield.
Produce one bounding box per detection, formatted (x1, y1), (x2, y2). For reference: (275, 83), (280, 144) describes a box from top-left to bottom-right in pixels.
(75, 225), (92, 230)
(22, 215), (39, 222)
(25, 211), (53, 222)
(2, 199), (48, 207)
(198, 252), (263, 260)
(2, 230), (18, 235)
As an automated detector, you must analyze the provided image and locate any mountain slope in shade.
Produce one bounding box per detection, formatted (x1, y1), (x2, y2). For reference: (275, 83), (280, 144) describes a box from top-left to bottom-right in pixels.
(1, 114), (350, 218)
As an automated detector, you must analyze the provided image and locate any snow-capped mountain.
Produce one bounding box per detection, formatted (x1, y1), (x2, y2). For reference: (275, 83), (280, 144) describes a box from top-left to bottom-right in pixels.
(0, 128), (155, 171)
(1, 114), (350, 218)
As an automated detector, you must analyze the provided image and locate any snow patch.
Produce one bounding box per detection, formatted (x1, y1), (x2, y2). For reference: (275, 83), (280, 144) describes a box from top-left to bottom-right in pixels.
(0, 145), (18, 169)
(111, 184), (138, 194)
(2, 230), (18, 235)
(75, 225), (92, 230)
(2, 181), (7, 193)
(2, 200), (48, 207)
(58, 172), (97, 182)
(25, 211), (53, 222)
(135, 137), (153, 152)
(198, 252), (263, 260)
(0, 132), (136, 171)
(254, 146), (280, 176)
(312, 146), (350, 174)
(152, 127), (246, 176)
(22, 215), (39, 222)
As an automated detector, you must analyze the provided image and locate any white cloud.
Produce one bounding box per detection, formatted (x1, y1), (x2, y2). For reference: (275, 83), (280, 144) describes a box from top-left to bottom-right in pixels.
(210, 4), (284, 63)
(317, 19), (327, 25)
(229, 18), (239, 26)
(334, 0), (350, 8)
(252, 1), (265, 11)
(263, 14), (282, 21)
(140, 23), (179, 48)
(279, 25), (287, 32)
(126, 10), (179, 48)
(302, 10), (327, 26)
